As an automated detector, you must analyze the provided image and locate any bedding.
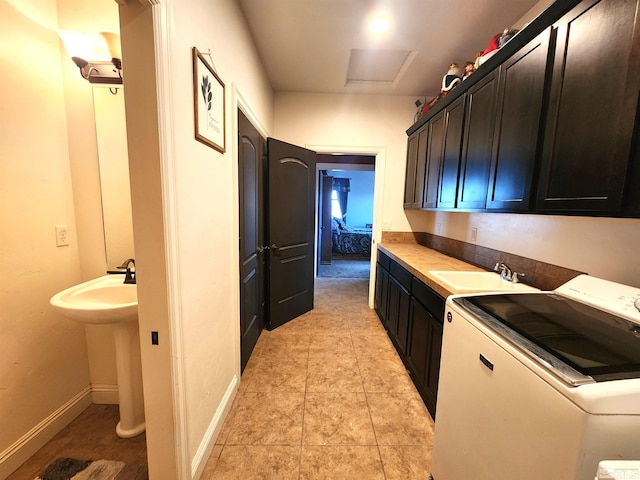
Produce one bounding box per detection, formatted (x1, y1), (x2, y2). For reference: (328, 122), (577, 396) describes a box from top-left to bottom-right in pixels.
(331, 218), (372, 256)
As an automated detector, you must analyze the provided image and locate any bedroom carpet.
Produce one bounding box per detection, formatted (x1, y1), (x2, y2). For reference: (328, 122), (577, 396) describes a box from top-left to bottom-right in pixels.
(318, 259), (371, 278)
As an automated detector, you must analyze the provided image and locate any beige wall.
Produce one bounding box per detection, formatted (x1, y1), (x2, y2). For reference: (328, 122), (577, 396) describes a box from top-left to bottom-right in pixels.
(0, 0), (92, 475)
(57, 0), (123, 403)
(272, 0), (640, 289)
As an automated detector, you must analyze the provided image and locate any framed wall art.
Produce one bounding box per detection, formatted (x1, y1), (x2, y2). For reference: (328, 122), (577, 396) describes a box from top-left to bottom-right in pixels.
(192, 47), (225, 153)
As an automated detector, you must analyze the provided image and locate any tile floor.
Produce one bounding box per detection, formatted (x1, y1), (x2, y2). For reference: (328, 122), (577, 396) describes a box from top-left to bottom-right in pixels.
(6, 404), (147, 480)
(201, 277), (435, 479)
(8, 277), (434, 480)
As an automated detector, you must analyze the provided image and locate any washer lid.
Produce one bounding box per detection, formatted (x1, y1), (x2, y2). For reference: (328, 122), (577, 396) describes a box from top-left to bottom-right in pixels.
(454, 291), (640, 383)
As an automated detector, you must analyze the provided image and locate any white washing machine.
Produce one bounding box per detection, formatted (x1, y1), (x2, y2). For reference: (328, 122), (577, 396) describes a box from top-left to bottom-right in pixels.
(431, 275), (640, 480)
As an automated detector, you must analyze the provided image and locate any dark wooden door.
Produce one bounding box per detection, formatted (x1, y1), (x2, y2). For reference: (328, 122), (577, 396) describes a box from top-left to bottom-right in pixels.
(267, 138), (316, 330)
(486, 28), (551, 210)
(536, 0), (639, 212)
(238, 110), (266, 372)
(423, 112), (446, 209)
(457, 71), (499, 209)
(319, 175), (333, 265)
(437, 96), (465, 208)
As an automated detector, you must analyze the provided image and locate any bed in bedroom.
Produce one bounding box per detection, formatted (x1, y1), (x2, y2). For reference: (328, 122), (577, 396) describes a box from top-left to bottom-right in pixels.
(331, 218), (372, 256)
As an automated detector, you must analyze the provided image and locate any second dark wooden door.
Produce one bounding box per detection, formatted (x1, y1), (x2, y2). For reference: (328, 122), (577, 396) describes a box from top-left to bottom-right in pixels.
(267, 138), (316, 330)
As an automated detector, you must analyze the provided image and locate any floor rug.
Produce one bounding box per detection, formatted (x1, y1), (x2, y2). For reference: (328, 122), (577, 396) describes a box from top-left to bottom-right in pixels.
(35, 458), (146, 480)
(318, 259), (371, 278)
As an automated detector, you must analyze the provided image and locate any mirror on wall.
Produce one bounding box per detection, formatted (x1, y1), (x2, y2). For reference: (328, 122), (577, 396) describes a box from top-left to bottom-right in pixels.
(93, 88), (134, 268)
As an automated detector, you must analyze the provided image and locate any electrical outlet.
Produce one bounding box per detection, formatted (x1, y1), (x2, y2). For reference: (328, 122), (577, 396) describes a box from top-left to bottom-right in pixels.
(436, 223), (442, 234)
(471, 227), (478, 242)
(382, 220), (392, 231)
(55, 225), (69, 247)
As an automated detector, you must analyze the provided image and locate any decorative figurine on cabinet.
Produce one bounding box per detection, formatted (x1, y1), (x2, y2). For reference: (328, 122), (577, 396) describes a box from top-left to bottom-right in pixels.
(441, 63), (461, 95)
(462, 61), (475, 80)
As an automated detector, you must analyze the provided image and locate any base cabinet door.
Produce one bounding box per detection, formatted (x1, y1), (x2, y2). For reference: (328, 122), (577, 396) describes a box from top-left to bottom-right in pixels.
(374, 263), (389, 328)
(407, 297), (443, 418)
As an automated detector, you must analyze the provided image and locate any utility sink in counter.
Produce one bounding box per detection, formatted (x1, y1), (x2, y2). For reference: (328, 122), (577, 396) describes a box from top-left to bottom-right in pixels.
(428, 271), (539, 294)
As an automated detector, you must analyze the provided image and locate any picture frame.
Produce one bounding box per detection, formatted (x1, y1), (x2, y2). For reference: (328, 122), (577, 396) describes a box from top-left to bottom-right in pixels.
(192, 47), (225, 153)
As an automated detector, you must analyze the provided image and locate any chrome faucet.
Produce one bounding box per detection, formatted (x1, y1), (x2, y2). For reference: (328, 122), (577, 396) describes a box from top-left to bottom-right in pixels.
(107, 258), (136, 284)
(494, 262), (524, 283)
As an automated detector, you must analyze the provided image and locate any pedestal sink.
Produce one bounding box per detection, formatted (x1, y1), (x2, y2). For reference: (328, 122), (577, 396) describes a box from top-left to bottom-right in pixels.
(50, 275), (145, 438)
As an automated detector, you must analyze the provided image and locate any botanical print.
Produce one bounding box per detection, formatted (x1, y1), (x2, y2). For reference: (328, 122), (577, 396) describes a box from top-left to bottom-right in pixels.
(193, 47), (225, 152)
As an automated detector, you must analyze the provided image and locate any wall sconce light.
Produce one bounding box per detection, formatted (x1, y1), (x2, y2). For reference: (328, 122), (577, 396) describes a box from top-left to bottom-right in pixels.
(58, 30), (123, 85)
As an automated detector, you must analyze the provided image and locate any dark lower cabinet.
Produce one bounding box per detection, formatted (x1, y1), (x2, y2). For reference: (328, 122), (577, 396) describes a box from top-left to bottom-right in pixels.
(374, 254), (390, 328)
(375, 249), (445, 419)
(388, 276), (411, 355)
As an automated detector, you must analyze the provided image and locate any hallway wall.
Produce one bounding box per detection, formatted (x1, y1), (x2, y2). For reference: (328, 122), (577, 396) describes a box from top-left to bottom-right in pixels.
(118, 0), (274, 477)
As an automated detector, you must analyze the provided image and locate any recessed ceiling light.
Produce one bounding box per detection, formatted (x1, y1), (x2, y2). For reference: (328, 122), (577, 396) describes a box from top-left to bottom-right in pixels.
(368, 16), (390, 35)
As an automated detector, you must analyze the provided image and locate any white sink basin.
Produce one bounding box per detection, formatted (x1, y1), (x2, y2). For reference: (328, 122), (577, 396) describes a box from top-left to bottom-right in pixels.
(50, 274), (144, 438)
(429, 270), (539, 293)
(50, 275), (137, 324)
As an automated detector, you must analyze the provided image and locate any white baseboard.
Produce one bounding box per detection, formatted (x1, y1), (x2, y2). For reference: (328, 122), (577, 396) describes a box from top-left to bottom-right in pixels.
(91, 384), (119, 405)
(0, 386), (92, 479)
(190, 375), (239, 480)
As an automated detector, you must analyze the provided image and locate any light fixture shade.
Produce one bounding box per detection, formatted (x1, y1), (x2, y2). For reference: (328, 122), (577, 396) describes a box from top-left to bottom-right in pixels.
(100, 32), (122, 60)
(58, 30), (123, 85)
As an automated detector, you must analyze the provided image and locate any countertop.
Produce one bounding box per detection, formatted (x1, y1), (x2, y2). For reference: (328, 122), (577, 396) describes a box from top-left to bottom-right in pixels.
(377, 242), (489, 299)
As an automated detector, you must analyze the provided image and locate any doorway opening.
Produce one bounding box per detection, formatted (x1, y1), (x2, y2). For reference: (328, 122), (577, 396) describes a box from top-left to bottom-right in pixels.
(317, 154), (375, 279)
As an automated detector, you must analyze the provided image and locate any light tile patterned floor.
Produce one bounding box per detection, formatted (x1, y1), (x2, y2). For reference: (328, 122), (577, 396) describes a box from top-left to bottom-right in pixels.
(202, 277), (435, 480)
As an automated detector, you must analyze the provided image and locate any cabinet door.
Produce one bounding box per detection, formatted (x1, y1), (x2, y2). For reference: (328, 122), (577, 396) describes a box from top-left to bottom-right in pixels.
(423, 112), (446, 209)
(536, 0), (640, 212)
(374, 263), (389, 326)
(437, 96), (465, 208)
(403, 125), (428, 209)
(387, 275), (400, 338)
(396, 283), (411, 355)
(487, 28), (551, 210)
(424, 315), (443, 413)
(403, 131), (419, 209)
(407, 298), (441, 418)
(407, 298), (429, 390)
(457, 71), (499, 209)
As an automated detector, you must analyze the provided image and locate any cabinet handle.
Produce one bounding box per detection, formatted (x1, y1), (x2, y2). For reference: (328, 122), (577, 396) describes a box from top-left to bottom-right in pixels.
(479, 353), (494, 371)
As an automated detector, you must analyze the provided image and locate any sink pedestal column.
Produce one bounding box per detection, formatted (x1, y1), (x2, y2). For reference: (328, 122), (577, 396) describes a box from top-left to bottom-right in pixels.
(111, 320), (145, 438)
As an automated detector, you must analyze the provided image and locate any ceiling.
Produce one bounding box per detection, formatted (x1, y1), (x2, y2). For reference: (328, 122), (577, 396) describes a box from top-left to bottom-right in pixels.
(237, 0), (543, 99)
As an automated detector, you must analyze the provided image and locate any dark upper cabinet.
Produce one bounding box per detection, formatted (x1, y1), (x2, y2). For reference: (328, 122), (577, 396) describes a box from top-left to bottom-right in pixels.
(437, 96), (466, 208)
(403, 129), (419, 209)
(404, 125), (429, 209)
(536, 0), (640, 213)
(405, 0), (640, 217)
(457, 71), (500, 209)
(487, 28), (551, 210)
(423, 112), (446, 209)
